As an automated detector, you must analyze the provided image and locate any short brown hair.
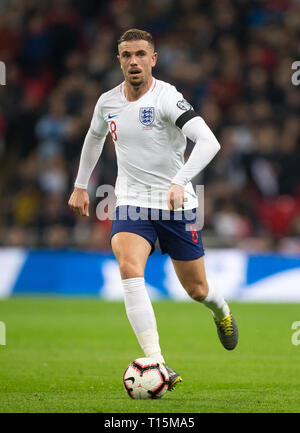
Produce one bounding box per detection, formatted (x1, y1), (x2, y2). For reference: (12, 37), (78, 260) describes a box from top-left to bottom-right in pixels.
(118, 28), (154, 50)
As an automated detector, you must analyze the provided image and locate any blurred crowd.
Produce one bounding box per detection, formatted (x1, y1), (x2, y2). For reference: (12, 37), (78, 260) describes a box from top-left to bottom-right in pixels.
(0, 0), (300, 252)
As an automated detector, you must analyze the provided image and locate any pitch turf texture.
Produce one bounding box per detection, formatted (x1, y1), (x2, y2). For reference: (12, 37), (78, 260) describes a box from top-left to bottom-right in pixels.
(0, 298), (300, 413)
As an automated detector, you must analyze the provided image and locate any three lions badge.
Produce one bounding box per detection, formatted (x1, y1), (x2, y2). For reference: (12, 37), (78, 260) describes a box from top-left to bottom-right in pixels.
(139, 107), (155, 127)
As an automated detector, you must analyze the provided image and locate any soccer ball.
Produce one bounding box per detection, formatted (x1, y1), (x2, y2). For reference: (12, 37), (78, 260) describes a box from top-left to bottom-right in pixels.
(123, 357), (169, 399)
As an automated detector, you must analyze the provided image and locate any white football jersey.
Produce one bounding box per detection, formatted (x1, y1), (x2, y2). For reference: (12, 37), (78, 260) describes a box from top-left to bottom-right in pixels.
(90, 77), (199, 210)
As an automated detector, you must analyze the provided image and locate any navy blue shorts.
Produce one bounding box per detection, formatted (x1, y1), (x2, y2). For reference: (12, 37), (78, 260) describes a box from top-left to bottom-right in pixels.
(110, 206), (204, 261)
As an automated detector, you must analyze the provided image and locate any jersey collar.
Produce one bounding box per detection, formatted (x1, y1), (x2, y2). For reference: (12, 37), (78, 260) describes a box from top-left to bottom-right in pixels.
(120, 77), (157, 103)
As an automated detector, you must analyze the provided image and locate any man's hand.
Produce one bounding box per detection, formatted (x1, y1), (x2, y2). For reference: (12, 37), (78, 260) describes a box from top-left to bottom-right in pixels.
(68, 187), (90, 216)
(167, 183), (185, 210)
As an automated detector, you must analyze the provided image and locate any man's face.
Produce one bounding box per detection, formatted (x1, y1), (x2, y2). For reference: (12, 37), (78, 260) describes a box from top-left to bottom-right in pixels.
(118, 40), (157, 87)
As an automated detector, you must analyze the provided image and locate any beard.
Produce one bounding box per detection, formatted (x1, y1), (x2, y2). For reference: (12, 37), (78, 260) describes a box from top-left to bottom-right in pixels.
(128, 73), (144, 87)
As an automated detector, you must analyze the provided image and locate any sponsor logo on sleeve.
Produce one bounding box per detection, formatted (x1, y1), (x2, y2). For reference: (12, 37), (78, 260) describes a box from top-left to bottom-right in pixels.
(177, 99), (193, 111)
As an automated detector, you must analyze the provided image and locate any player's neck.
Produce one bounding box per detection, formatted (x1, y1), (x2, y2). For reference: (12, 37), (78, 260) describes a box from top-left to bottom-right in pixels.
(124, 76), (153, 101)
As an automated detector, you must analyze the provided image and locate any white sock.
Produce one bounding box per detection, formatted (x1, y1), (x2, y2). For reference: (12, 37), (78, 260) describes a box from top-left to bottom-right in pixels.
(122, 277), (165, 364)
(202, 279), (230, 320)
(136, 329), (165, 364)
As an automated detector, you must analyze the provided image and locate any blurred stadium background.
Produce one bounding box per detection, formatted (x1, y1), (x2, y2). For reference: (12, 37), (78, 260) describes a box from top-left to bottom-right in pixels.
(0, 0), (300, 301)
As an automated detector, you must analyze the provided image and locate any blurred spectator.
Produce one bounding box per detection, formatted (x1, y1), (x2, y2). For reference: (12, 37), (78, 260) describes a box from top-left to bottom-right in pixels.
(44, 223), (70, 249)
(38, 154), (68, 195)
(4, 226), (29, 247)
(36, 97), (70, 160)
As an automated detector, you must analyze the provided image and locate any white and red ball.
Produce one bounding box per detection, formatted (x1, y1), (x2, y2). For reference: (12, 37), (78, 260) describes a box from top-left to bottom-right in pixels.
(123, 357), (169, 399)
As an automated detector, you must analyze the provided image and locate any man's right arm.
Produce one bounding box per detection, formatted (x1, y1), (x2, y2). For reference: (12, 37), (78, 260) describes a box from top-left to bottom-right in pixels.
(68, 95), (109, 216)
(68, 129), (106, 216)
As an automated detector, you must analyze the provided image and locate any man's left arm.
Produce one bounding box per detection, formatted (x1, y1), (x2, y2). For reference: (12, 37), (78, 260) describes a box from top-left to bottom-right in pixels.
(167, 116), (221, 210)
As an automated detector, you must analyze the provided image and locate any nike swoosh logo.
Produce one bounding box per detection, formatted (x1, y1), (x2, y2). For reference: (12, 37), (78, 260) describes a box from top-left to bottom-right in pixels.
(108, 114), (117, 119)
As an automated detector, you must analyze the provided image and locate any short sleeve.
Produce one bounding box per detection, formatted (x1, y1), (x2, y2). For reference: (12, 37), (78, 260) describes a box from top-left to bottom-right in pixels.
(160, 86), (199, 128)
(90, 96), (109, 138)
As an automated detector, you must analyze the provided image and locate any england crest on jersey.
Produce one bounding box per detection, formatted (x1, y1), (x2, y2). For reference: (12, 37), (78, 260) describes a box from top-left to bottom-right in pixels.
(139, 107), (155, 126)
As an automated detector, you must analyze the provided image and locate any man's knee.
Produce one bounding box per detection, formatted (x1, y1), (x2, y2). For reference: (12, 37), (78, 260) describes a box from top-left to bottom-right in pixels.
(185, 280), (209, 302)
(118, 258), (144, 280)
(111, 233), (149, 279)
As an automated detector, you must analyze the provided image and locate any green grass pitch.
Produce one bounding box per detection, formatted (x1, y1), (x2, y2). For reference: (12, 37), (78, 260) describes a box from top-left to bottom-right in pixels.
(0, 298), (300, 413)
